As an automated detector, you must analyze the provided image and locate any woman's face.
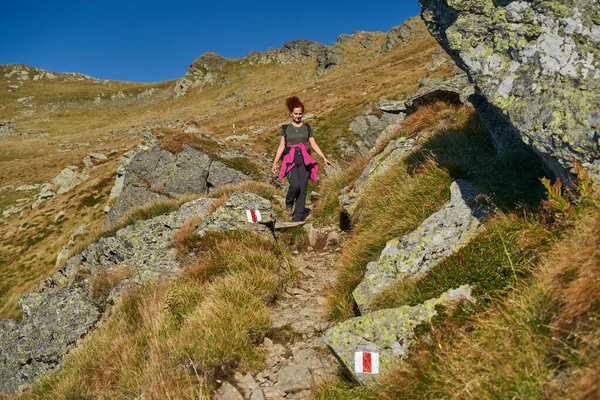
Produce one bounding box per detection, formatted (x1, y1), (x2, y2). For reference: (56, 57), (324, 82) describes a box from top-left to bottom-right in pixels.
(290, 107), (303, 124)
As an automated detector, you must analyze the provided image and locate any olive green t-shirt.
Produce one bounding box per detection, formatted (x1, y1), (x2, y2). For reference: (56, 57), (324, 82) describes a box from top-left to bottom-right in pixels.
(282, 123), (312, 146)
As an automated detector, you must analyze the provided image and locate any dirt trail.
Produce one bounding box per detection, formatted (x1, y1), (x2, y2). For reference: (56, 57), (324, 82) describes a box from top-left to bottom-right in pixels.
(215, 244), (341, 400)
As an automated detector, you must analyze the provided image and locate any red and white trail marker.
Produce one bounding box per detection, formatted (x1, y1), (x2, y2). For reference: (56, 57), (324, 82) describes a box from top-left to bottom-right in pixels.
(246, 208), (262, 224)
(354, 351), (379, 374)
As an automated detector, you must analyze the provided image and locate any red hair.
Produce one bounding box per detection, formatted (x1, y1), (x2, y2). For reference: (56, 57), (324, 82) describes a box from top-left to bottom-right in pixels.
(286, 96), (304, 113)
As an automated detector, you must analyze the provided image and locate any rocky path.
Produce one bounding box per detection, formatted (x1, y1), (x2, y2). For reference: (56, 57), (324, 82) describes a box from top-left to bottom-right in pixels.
(215, 246), (340, 400)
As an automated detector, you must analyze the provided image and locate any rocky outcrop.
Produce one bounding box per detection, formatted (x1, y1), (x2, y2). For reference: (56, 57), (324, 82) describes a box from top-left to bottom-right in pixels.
(315, 45), (347, 77)
(403, 73), (473, 114)
(104, 145), (248, 229)
(175, 40), (327, 97)
(349, 111), (403, 148)
(316, 31), (381, 76)
(419, 0), (600, 182)
(0, 281), (102, 393)
(325, 286), (475, 385)
(195, 192), (275, 239)
(0, 197), (215, 393)
(247, 39), (327, 66)
(174, 53), (232, 97)
(353, 180), (487, 313)
(380, 17), (419, 53)
(47, 198), (214, 290)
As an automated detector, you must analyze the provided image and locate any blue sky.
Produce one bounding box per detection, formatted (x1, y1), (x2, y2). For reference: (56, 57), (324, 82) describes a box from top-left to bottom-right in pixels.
(0, 1), (422, 83)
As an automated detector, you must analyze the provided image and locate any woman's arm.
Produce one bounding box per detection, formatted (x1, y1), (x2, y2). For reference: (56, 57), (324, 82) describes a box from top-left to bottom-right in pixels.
(272, 136), (286, 174)
(308, 137), (332, 167)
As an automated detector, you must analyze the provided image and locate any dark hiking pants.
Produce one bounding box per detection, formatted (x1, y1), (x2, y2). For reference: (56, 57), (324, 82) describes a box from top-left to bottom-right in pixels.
(286, 149), (311, 222)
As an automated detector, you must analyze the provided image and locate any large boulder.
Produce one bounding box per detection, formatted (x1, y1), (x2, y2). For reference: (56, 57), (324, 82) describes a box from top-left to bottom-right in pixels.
(353, 180), (487, 313)
(0, 281), (102, 393)
(0, 197), (214, 393)
(324, 286), (475, 385)
(419, 0), (600, 182)
(349, 112), (402, 148)
(104, 145), (248, 229)
(46, 198), (214, 290)
(380, 17), (419, 53)
(195, 191), (276, 239)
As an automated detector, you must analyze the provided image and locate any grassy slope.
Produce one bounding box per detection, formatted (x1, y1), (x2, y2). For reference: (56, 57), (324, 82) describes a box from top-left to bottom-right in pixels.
(0, 18), (450, 319)
(311, 102), (599, 399)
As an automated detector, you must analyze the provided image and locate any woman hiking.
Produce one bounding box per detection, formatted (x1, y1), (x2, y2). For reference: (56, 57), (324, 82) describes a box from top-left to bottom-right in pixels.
(272, 96), (332, 222)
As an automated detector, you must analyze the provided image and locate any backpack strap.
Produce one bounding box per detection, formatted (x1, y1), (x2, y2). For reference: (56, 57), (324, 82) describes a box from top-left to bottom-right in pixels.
(305, 123), (312, 137)
(281, 124), (288, 138)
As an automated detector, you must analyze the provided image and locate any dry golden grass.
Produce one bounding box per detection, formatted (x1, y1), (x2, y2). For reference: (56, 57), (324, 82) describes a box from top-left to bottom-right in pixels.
(89, 266), (137, 305)
(327, 159), (452, 321)
(173, 216), (203, 258)
(7, 230), (293, 399)
(311, 155), (369, 227)
(315, 192), (600, 400)
(374, 101), (474, 155)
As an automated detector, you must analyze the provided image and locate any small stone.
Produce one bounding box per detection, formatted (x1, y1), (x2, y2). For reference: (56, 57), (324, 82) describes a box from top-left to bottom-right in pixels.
(263, 337), (274, 347)
(250, 389), (265, 400)
(263, 390), (285, 398)
(233, 372), (260, 398)
(273, 364), (311, 392)
(54, 211), (66, 221)
(214, 382), (243, 400)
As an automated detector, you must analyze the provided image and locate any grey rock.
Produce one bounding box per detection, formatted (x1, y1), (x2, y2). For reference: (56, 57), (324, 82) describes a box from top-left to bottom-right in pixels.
(234, 372), (260, 398)
(338, 137), (358, 158)
(349, 112), (401, 148)
(376, 99), (407, 113)
(316, 45), (346, 76)
(325, 286), (475, 385)
(43, 197), (214, 290)
(353, 180), (487, 312)
(380, 18), (418, 53)
(51, 167), (88, 195)
(15, 184), (40, 191)
(108, 149), (137, 200)
(0, 281), (102, 393)
(250, 390), (265, 400)
(214, 382), (244, 400)
(427, 47), (450, 71)
(273, 364), (311, 393)
(104, 145), (248, 229)
(0, 121), (14, 137)
(195, 192), (275, 239)
(403, 73), (473, 114)
(419, 0), (600, 182)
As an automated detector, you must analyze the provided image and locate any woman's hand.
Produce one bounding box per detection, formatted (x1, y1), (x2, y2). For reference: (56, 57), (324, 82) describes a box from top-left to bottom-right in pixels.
(323, 157), (333, 167)
(272, 163), (278, 175)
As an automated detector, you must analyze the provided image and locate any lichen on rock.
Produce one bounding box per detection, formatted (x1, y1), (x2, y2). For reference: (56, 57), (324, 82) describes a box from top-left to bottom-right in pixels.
(353, 180), (487, 313)
(419, 0), (600, 182)
(195, 191), (276, 239)
(324, 285), (475, 385)
(104, 144), (248, 230)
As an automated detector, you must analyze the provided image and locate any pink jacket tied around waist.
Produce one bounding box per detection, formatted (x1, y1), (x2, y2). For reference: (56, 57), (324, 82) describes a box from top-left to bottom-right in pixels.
(279, 143), (319, 183)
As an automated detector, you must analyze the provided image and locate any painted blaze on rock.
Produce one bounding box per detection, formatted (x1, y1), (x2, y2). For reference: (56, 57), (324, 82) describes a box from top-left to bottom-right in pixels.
(419, 0), (600, 182)
(324, 286), (475, 385)
(195, 191), (276, 238)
